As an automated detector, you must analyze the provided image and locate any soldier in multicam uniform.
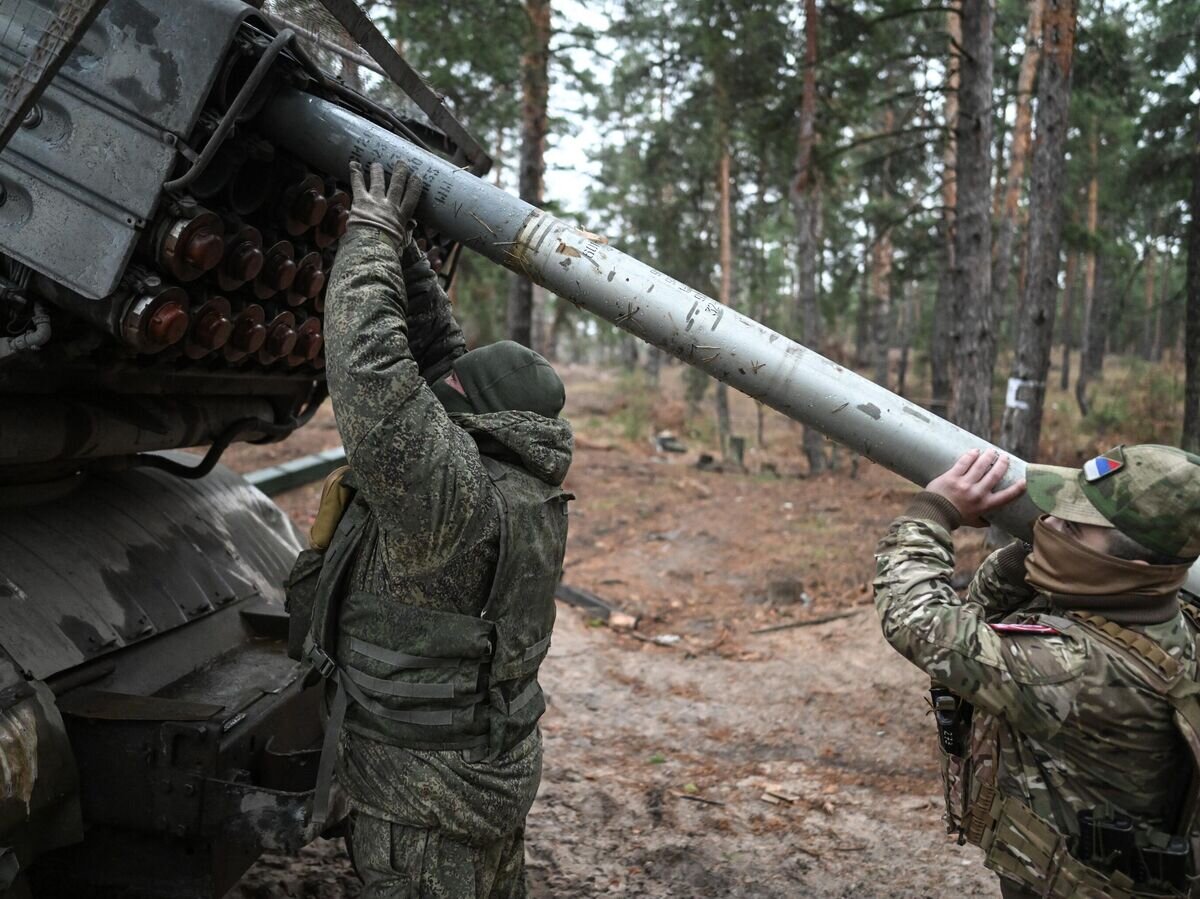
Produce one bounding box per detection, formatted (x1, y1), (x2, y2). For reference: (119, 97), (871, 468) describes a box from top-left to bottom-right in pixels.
(306, 161), (574, 898)
(874, 444), (1200, 898)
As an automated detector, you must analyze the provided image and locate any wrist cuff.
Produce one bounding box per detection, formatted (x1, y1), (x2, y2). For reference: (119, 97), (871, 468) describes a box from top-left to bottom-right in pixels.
(993, 540), (1032, 585)
(904, 491), (963, 532)
(345, 220), (404, 250)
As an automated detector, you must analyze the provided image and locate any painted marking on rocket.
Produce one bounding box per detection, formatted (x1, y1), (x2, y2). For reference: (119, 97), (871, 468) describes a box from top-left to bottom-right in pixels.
(433, 177), (451, 207)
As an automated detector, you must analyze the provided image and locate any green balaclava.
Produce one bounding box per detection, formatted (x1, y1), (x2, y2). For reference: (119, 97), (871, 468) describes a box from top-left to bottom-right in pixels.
(431, 340), (566, 419)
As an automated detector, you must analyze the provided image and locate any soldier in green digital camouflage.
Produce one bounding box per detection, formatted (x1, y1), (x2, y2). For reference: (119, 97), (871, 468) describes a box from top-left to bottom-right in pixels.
(874, 445), (1200, 898)
(310, 161), (573, 898)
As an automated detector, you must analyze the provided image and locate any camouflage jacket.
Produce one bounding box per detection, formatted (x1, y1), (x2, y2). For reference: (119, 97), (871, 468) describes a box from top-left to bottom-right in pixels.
(874, 506), (1193, 839)
(322, 225), (572, 835)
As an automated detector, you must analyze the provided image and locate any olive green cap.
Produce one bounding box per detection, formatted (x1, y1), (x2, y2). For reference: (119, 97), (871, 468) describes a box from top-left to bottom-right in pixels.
(1026, 444), (1200, 560)
(431, 340), (565, 419)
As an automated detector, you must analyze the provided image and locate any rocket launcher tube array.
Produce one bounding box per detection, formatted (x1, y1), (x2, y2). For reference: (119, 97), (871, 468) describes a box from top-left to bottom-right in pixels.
(261, 89), (1200, 596)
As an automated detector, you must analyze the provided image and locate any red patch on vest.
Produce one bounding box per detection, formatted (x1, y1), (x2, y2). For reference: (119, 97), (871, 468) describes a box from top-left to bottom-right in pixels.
(989, 623), (1061, 636)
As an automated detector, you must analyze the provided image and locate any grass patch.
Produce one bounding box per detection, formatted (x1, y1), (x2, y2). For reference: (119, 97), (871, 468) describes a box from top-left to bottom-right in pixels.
(612, 371), (655, 442)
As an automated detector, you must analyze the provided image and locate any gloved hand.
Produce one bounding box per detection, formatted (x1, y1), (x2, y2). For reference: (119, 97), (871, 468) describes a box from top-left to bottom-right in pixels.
(346, 161), (423, 244)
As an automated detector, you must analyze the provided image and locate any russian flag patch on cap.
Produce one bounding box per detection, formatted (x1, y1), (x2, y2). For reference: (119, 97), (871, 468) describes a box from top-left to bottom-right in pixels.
(1083, 455), (1123, 482)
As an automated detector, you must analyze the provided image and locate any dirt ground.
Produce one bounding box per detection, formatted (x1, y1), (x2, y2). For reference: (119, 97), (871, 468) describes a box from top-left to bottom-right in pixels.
(224, 364), (1003, 898)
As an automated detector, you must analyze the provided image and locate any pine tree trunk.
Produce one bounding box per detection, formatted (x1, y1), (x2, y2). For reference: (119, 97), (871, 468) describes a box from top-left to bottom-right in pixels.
(1076, 251), (1111, 416)
(993, 0), (1043, 319)
(1142, 243), (1157, 360)
(1059, 250), (1078, 390)
(716, 147), (734, 459)
(999, 0), (1076, 462)
(1154, 250), (1170, 362)
(792, 0), (825, 474)
(621, 336), (639, 371)
(952, 0), (996, 437)
(897, 283), (917, 397)
(1183, 117), (1200, 452)
(871, 224), (894, 389)
(505, 0), (551, 347)
(871, 101), (896, 390)
(855, 272), (872, 368)
(1080, 132), (1100, 365)
(1073, 129), (1101, 413)
(931, 2), (962, 419)
(645, 347), (662, 384)
(545, 296), (568, 362)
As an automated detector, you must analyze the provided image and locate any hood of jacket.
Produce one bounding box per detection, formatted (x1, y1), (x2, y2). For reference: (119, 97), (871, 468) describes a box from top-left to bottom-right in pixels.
(451, 410), (573, 486)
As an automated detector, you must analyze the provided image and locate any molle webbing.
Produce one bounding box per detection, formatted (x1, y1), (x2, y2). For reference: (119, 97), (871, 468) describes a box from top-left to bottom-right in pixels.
(505, 679), (541, 714)
(964, 782), (996, 846)
(969, 792), (1172, 899)
(1070, 612), (1183, 684)
(306, 453), (567, 832)
(344, 636), (463, 670)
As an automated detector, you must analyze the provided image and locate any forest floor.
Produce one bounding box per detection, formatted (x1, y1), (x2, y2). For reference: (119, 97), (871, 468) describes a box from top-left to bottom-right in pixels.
(222, 356), (1169, 898)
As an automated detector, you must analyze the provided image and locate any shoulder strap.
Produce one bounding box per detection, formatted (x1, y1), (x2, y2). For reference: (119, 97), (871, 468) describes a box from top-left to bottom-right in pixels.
(1068, 612), (1183, 688)
(303, 490), (371, 833)
(478, 456), (508, 622)
(306, 493), (370, 665)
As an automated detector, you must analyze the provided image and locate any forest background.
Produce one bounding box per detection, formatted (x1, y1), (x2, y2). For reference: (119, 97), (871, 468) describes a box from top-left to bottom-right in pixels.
(270, 0), (1200, 468)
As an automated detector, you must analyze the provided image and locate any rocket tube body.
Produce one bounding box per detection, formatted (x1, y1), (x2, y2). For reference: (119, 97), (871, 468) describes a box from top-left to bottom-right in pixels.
(261, 89), (1200, 595)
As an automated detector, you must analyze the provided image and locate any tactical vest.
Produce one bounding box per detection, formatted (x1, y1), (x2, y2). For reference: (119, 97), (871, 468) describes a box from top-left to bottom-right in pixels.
(288, 455), (570, 828)
(939, 609), (1200, 899)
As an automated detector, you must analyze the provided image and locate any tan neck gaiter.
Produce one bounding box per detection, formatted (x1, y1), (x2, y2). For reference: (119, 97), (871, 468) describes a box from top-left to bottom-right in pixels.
(1025, 517), (1190, 625)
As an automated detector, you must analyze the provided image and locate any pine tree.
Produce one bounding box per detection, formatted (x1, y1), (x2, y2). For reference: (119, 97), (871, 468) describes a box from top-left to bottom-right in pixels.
(999, 0), (1078, 461)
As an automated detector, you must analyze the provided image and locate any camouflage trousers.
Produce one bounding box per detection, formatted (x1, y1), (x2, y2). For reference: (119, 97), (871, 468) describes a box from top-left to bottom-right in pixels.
(349, 811), (528, 899)
(338, 729), (542, 899)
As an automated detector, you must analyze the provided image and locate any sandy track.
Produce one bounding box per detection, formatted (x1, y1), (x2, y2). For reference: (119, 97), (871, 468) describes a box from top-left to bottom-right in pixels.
(227, 365), (1000, 897)
(233, 607), (999, 898)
